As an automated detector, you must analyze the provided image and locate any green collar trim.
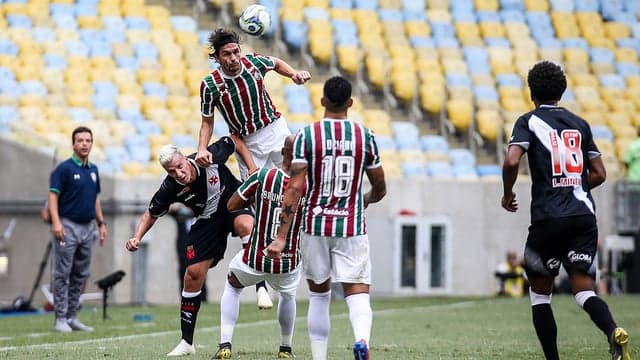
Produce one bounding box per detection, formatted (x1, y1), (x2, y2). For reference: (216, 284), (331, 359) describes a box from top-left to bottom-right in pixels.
(71, 154), (91, 167)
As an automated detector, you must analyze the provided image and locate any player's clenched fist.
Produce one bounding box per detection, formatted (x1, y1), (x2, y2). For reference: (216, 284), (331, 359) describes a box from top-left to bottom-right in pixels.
(125, 237), (141, 252)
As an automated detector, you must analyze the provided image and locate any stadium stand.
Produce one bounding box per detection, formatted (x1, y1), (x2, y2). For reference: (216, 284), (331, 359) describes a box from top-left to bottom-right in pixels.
(0, 0), (637, 180)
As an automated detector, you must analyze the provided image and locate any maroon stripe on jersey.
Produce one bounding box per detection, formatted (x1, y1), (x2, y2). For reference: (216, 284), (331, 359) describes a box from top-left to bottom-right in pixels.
(264, 170), (278, 272)
(322, 121), (341, 235)
(239, 58), (256, 134)
(308, 121), (324, 233)
(211, 70), (242, 133)
(349, 123), (364, 235)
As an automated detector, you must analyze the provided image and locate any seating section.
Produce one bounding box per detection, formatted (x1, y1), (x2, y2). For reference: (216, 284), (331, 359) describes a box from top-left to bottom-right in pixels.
(272, 0), (639, 178)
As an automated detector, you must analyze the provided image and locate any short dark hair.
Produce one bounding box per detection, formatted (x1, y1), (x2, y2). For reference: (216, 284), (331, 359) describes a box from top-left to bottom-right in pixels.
(527, 61), (567, 104)
(72, 126), (93, 144)
(323, 76), (352, 111)
(208, 28), (241, 59)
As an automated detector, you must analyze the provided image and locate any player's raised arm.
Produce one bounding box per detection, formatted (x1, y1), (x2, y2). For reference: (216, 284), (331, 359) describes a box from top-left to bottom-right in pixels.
(273, 57), (310, 85)
(195, 115), (214, 167)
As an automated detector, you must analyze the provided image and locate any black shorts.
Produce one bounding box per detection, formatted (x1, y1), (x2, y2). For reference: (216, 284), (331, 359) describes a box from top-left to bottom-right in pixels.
(185, 208), (253, 267)
(523, 215), (598, 279)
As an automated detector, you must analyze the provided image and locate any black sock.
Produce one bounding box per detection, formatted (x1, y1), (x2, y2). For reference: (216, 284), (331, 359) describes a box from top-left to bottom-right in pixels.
(532, 304), (559, 360)
(583, 296), (617, 339)
(256, 280), (267, 292)
(180, 295), (201, 345)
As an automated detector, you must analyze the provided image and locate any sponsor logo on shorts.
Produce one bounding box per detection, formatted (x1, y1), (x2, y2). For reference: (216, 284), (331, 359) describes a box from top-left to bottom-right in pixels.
(186, 245), (195, 260)
(546, 258), (561, 270)
(567, 251), (592, 263)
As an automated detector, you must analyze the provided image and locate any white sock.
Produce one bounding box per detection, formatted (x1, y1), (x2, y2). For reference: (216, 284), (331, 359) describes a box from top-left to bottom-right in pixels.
(575, 290), (596, 308)
(308, 291), (331, 360)
(345, 293), (372, 343)
(220, 280), (242, 344)
(277, 293), (296, 347)
(240, 235), (250, 246)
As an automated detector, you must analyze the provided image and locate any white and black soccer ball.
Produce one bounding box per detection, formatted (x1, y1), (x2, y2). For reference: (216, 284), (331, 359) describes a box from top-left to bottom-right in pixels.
(238, 4), (271, 36)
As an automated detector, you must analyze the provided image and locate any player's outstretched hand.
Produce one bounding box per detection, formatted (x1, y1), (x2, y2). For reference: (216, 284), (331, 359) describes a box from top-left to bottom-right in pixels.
(195, 149), (213, 167)
(501, 192), (518, 212)
(291, 70), (311, 85)
(125, 237), (140, 252)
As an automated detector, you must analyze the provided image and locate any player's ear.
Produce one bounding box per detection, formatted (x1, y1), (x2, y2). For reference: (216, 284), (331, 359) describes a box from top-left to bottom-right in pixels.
(320, 97), (325, 107)
(347, 98), (353, 108)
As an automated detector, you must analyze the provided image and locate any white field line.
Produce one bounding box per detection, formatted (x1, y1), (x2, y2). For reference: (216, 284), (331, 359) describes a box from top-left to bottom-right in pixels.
(0, 299), (486, 352)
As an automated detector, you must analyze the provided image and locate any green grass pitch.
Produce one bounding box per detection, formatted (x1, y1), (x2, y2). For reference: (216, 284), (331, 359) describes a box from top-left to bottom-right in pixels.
(1, 295), (639, 359)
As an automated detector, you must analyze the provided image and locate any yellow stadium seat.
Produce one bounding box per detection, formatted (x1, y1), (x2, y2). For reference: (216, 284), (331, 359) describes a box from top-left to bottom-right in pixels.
(398, 149), (426, 163)
(446, 99), (473, 131)
(98, 3), (121, 17)
(67, 93), (92, 108)
(365, 55), (388, 90)
(20, 94), (44, 107)
(46, 94), (67, 107)
(56, 29), (80, 41)
(174, 31), (198, 46)
(475, 0), (499, 11)
(419, 84), (445, 114)
(538, 48), (563, 64)
(604, 22), (630, 39)
(524, 0), (549, 11)
(591, 62), (615, 75)
(329, 8), (353, 20)
(426, 9), (452, 22)
(280, 7), (303, 21)
(428, 0), (450, 10)
(615, 138), (633, 160)
(476, 109), (502, 142)
(615, 48), (638, 62)
(391, 70), (417, 102)
(563, 48), (589, 64)
(65, 68), (90, 83)
(571, 73), (598, 87)
(336, 45), (362, 76)
(127, 29), (151, 43)
(122, 5), (145, 17)
(2, 3), (27, 15)
(480, 21), (505, 38)
(405, 21), (430, 37)
(77, 15), (102, 29)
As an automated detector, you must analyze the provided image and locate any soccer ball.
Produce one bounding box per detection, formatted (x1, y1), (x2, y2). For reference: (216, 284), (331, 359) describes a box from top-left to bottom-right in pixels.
(238, 4), (271, 36)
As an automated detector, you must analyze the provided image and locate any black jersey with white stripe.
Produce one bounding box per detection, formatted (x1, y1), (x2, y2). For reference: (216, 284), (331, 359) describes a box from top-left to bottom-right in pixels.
(148, 136), (241, 220)
(509, 106), (601, 222)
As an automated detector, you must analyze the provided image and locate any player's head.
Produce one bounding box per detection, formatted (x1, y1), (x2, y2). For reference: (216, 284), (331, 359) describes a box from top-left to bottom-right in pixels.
(208, 28), (242, 75)
(281, 134), (296, 172)
(527, 60), (567, 105)
(506, 251), (519, 266)
(71, 126), (93, 159)
(321, 76), (353, 114)
(158, 145), (194, 184)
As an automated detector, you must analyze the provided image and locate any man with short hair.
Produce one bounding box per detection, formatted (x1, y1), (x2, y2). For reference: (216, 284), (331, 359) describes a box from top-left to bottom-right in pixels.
(212, 135), (304, 359)
(502, 60), (631, 360)
(48, 126), (107, 333)
(267, 76), (387, 360)
(196, 28), (311, 309)
(125, 136), (254, 357)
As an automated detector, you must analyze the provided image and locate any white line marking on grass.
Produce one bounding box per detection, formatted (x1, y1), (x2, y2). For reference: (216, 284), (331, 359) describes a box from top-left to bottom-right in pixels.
(0, 299), (488, 352)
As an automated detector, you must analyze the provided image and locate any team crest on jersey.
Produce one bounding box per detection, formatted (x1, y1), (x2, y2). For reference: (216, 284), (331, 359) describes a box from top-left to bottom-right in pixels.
(250, 67), (262, 81)
(209, 175), (218, 184)
(186, 245), (195, 260)
(90, 172), (97, 183)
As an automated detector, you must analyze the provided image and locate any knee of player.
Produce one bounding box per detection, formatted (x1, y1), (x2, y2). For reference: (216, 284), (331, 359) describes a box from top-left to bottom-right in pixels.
(234, 215), (253, 237)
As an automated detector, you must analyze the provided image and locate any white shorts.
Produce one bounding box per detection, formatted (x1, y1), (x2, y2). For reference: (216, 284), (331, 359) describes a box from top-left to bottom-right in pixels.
(228, 250), (301, 297)
(236, 116), (291, 180)
(300, 232), (371, 285)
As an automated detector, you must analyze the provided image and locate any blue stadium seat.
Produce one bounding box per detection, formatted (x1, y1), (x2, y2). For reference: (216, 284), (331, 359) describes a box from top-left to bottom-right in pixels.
(142, 82), (169, 99)
(198, 30), (210, 45)
(287, 122), (307, 134)
(453, 164), (478, 178)
(80, 29), (105, 44)
(118, 108), (145, 123)
(105, 146), (130, 171)
(476, 11), (501, 23)
(304, 8), (329, 21)
(0, 40), (19, 56)
(599, 74), (626, 88)
(476, 164), (502, 177)
(213, 119), (229, 137)
(330, 0), (353, 9)
(500, 0), (524, 11)
(170, 16), (197, 32)
(134, 42), (159, 60)
(431, 23), (456, 39)
(68, 107), (93, 122)
(601, 0), (624, 21)
(135, 120), (162, 136)
(53, 14), (79, 30)
(32, 28), (56, 44)
(395, 137), (421, 150)
(21, 81), (47, 96)
(496, 74), (523, 88)
(402, 162), (427, 177)
(0, 106), (19, 124)
(391, 121), (420, 141)
(435, 37), (460, 48)
(420, 135), (449, 153)
(89, 42), (112, 57)
(402, 0), (425, 13)
(116, 56), (139, 70)
(403, 8), (426, 21)
(44, 54), (68, 69)
(563, 38), (588, 50)
(172, 135), (197, 148)
(0, 81), (21, 97)
(375, 136), (396, 150)
(575, 0), (598, 11)
(612, 12), (638, 27)
(426, 162), (454, 178)
(93, 93), (117, 111)
(562, 88), (575, 101)
(590, 48), (615, 63)
(500, 10), (526, 23)
(102, 28), (126, 43)
(591, 125), (614, 141)
(378, 9), (403, 22)
(616, 62), (639, 77)
(474, 86), (499, 102)
(6, 15), (32, 28)
(410, 36), (435, 48)
(103, 16), (127, 31)
(449, 148), (476, 168)
(354, 0), (377, 10)
(550, 0), (574, 12)
(282, 21), (308, 49)
(452, 10), (476, 22)
(93, 81), (119, 97)
(75, 3), (98, 16)
(66, 41), (90, 57)
(49, 3), (75, 17)
(451, 0), (474, 13)
(125, 16), (151, 30)
(446, 74), (472, 87)
(485, 37), (511, 48)
(0, 67), (15, 83)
